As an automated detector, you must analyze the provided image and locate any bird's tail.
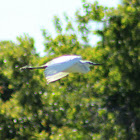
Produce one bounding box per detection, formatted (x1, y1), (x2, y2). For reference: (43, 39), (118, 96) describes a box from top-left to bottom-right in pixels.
(20, 65), (47, 70)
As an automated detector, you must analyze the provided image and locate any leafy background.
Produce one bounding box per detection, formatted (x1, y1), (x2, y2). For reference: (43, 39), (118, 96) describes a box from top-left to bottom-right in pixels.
(0, 0), (140, 139)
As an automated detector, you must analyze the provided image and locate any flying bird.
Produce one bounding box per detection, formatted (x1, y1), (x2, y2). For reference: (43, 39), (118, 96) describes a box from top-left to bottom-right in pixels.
(20, 55), (101, 83)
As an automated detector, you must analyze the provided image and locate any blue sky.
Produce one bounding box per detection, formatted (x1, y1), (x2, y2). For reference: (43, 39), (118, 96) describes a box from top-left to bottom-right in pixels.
(0, 0), (121, 56)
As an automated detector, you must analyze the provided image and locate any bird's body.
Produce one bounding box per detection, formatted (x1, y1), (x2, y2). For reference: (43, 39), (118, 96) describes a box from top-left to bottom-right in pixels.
(20, 55), (101, 83)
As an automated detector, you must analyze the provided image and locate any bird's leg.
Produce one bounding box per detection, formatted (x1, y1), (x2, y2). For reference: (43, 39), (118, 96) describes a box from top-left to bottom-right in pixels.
(20, 65), (47, 70)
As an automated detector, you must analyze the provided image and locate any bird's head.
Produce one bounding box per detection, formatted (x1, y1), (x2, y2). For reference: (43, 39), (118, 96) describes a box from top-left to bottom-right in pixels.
(81, 60), (102, 67)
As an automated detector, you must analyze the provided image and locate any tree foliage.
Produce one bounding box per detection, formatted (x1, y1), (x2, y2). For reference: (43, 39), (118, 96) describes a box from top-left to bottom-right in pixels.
(0, 0), (140, 139)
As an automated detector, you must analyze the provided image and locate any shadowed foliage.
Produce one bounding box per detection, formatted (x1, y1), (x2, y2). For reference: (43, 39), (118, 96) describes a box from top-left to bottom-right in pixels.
(0, 0), (140, 139)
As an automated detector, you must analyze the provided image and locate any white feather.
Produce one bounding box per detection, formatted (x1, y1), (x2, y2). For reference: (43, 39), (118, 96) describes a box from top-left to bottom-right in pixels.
(46, 72), (69, 83)
(44, 55), (82, 82)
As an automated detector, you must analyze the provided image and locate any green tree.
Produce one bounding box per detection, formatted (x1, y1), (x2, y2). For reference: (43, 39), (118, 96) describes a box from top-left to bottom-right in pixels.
(0, 0), (140, 139)
(76, 0), (140, 139)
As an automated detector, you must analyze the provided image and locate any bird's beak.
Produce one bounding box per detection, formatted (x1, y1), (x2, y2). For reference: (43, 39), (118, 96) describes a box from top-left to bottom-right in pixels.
(92, 63), (102, 65)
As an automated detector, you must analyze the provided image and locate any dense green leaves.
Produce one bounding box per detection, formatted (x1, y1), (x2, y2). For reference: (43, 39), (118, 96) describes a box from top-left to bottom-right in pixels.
(0, 0), (140, 139)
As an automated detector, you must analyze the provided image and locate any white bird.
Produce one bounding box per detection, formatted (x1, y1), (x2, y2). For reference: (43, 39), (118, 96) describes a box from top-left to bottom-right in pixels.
(20, 55), (101, 83)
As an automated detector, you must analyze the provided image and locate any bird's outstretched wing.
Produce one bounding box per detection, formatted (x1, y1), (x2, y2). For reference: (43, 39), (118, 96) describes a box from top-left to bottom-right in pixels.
(44, 55), (81, 83)
(46, 72), (69, 83)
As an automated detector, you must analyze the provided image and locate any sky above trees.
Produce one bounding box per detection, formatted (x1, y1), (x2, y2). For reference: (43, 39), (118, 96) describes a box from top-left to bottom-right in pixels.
(0, 0), (121, 56)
